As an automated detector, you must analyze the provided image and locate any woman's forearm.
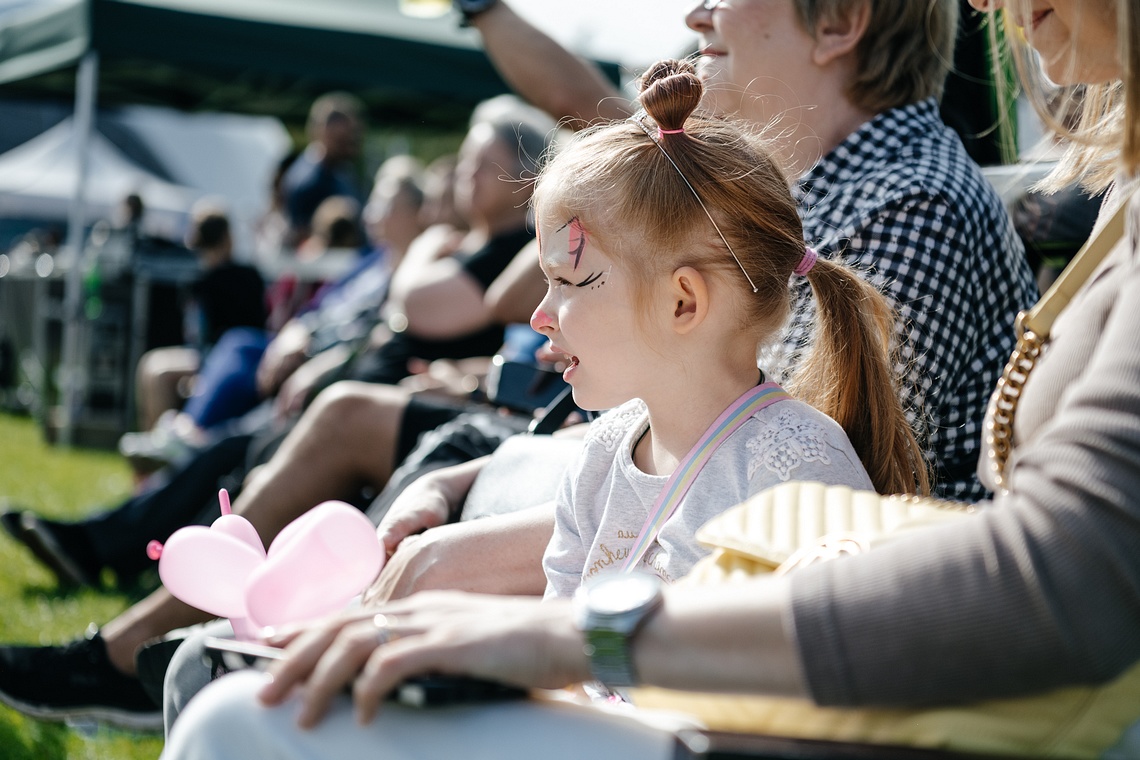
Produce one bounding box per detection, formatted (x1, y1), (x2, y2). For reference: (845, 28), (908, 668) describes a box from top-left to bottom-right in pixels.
(634, 578), (807, 698)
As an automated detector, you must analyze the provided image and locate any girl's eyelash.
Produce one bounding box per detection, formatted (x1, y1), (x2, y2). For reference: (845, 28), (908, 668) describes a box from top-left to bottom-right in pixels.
(575, 271), (602, 288)
(543, 272), (600, 289)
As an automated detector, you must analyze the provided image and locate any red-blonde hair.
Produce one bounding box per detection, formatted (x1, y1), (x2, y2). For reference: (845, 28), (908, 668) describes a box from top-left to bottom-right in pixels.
(533, 59), (928, 495)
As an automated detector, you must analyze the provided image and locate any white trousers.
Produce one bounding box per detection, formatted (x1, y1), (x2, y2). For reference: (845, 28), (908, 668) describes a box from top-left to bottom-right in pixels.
(162, 670), (699, 760)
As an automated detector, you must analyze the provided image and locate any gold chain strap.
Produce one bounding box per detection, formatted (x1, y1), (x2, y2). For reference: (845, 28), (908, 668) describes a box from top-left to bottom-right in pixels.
(982, 191), (1132, 493)
(985, 312), (1046, 492)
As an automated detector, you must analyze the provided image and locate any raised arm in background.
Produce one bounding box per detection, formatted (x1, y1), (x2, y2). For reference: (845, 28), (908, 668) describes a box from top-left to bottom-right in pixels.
(466, 1), (630, 129)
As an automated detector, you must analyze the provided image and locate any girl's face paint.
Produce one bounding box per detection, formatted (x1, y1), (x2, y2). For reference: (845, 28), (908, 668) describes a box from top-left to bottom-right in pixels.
(531, 216), (648, 411)
(548, 217), (589, 271)
(540, 216), (610, 290)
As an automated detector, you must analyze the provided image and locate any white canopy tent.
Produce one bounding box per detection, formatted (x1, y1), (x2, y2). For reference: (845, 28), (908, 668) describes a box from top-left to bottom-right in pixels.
(0, 118), (200, 239)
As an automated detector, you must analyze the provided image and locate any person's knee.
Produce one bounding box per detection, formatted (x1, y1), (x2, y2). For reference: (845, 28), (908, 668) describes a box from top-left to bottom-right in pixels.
(308, 381), (408, 432)
(139, 347), (200, 382)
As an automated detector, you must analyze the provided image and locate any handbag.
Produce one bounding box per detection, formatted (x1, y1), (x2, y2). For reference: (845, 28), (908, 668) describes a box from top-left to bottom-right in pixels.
(630, 482), (1140, 758)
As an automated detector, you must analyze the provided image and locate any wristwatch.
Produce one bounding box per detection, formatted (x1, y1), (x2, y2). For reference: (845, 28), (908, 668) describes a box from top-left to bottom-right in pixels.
(573, 571), (664, 688)
(454, 0), (498, 26)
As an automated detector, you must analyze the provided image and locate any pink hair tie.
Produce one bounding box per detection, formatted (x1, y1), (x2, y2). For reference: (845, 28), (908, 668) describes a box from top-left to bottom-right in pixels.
(658, 127), (685, 139)
(794, 247), (818, 276)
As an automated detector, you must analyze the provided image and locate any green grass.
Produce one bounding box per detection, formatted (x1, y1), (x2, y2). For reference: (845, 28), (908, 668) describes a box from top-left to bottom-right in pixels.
(0, 412), (164, 759)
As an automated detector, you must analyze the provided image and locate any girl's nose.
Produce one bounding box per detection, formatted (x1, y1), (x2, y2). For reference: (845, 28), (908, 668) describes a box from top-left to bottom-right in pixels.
(530, 304), (555, 333)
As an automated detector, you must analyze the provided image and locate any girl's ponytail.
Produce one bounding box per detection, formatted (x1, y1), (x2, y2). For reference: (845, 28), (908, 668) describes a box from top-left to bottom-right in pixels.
(789, 259), (930, 496)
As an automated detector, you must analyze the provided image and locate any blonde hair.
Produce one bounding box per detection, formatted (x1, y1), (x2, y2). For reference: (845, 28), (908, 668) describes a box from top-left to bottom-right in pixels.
(533, 59), (928, 495)
(792, 0), (958, 112)
(992, 0), (1140, 191)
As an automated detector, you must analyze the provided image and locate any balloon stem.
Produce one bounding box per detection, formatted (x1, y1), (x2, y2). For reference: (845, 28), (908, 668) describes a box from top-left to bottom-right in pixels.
(219, 488), (232, 516)
(146, 540), (163, 560)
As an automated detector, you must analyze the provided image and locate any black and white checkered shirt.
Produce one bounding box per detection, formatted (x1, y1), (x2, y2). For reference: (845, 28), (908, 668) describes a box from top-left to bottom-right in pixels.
(763, 98), (1038, 501)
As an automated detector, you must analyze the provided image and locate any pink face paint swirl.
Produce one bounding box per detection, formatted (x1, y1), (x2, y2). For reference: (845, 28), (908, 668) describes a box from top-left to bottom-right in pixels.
(568, 219), (587, 269)
(553, 216), (588, 270)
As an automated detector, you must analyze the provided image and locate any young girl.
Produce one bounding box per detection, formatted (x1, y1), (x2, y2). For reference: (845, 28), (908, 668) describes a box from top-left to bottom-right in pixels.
(532, 59), (928, 596)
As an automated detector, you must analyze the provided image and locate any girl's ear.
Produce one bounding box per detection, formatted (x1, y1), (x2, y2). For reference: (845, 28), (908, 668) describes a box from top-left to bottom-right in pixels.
(670, 266), (710, 335)
(810, 0), (870, 66)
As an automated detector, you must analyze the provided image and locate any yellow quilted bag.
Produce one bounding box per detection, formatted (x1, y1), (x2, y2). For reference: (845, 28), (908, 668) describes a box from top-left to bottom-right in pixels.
(631, 481), (1140, 759)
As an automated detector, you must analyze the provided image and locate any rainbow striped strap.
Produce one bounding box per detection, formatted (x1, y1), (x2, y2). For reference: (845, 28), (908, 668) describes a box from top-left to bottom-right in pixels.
(620, 382), (791, 572)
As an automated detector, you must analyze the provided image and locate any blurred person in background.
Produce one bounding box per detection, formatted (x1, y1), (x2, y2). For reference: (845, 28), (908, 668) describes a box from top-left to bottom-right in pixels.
(122, 205), (266, 468)
(281, 93), (365, 248)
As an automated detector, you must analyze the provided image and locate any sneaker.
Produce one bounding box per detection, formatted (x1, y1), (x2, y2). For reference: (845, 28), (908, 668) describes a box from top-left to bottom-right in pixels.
(118, 416), (199, 473)
(0, 625), (161, 730)
(0, 510), (100, 588)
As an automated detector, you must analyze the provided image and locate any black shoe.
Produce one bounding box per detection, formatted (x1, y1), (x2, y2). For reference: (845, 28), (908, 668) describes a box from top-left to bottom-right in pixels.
(0, 625), (161, 730)
(0, 510), (100, 588)
(135, 635), (186, 710)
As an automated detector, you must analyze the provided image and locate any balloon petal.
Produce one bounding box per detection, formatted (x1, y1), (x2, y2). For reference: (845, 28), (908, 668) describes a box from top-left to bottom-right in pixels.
(211, 514), (266, 556)
(246, 503), (384, 628)
(158, 527), (265, 618)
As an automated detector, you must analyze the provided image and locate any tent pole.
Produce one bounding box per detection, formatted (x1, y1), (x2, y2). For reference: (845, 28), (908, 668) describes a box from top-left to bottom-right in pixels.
(58, 50), (99, 447)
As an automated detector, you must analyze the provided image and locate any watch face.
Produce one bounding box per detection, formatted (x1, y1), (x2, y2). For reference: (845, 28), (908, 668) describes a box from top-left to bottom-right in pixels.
(588, 573), (662, 616)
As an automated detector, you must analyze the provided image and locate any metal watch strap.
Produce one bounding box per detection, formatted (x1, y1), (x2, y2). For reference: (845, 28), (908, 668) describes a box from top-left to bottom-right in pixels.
(575, 573), (664, 688)
(583, 628), (638, 687)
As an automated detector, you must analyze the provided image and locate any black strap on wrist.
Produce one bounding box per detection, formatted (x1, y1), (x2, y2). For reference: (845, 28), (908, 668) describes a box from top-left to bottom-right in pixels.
(455, 0), (496, 27)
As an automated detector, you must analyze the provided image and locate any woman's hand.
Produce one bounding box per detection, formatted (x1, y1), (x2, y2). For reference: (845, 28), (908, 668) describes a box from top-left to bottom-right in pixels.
(258, 591), (588, 728)
(272, 351), (337, 421)
(256, 321), (312, 397)
(397, 357), (489, 404)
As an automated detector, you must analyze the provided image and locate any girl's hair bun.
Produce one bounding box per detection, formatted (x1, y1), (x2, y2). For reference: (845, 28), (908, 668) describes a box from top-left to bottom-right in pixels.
(638, 58), (703, 135)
